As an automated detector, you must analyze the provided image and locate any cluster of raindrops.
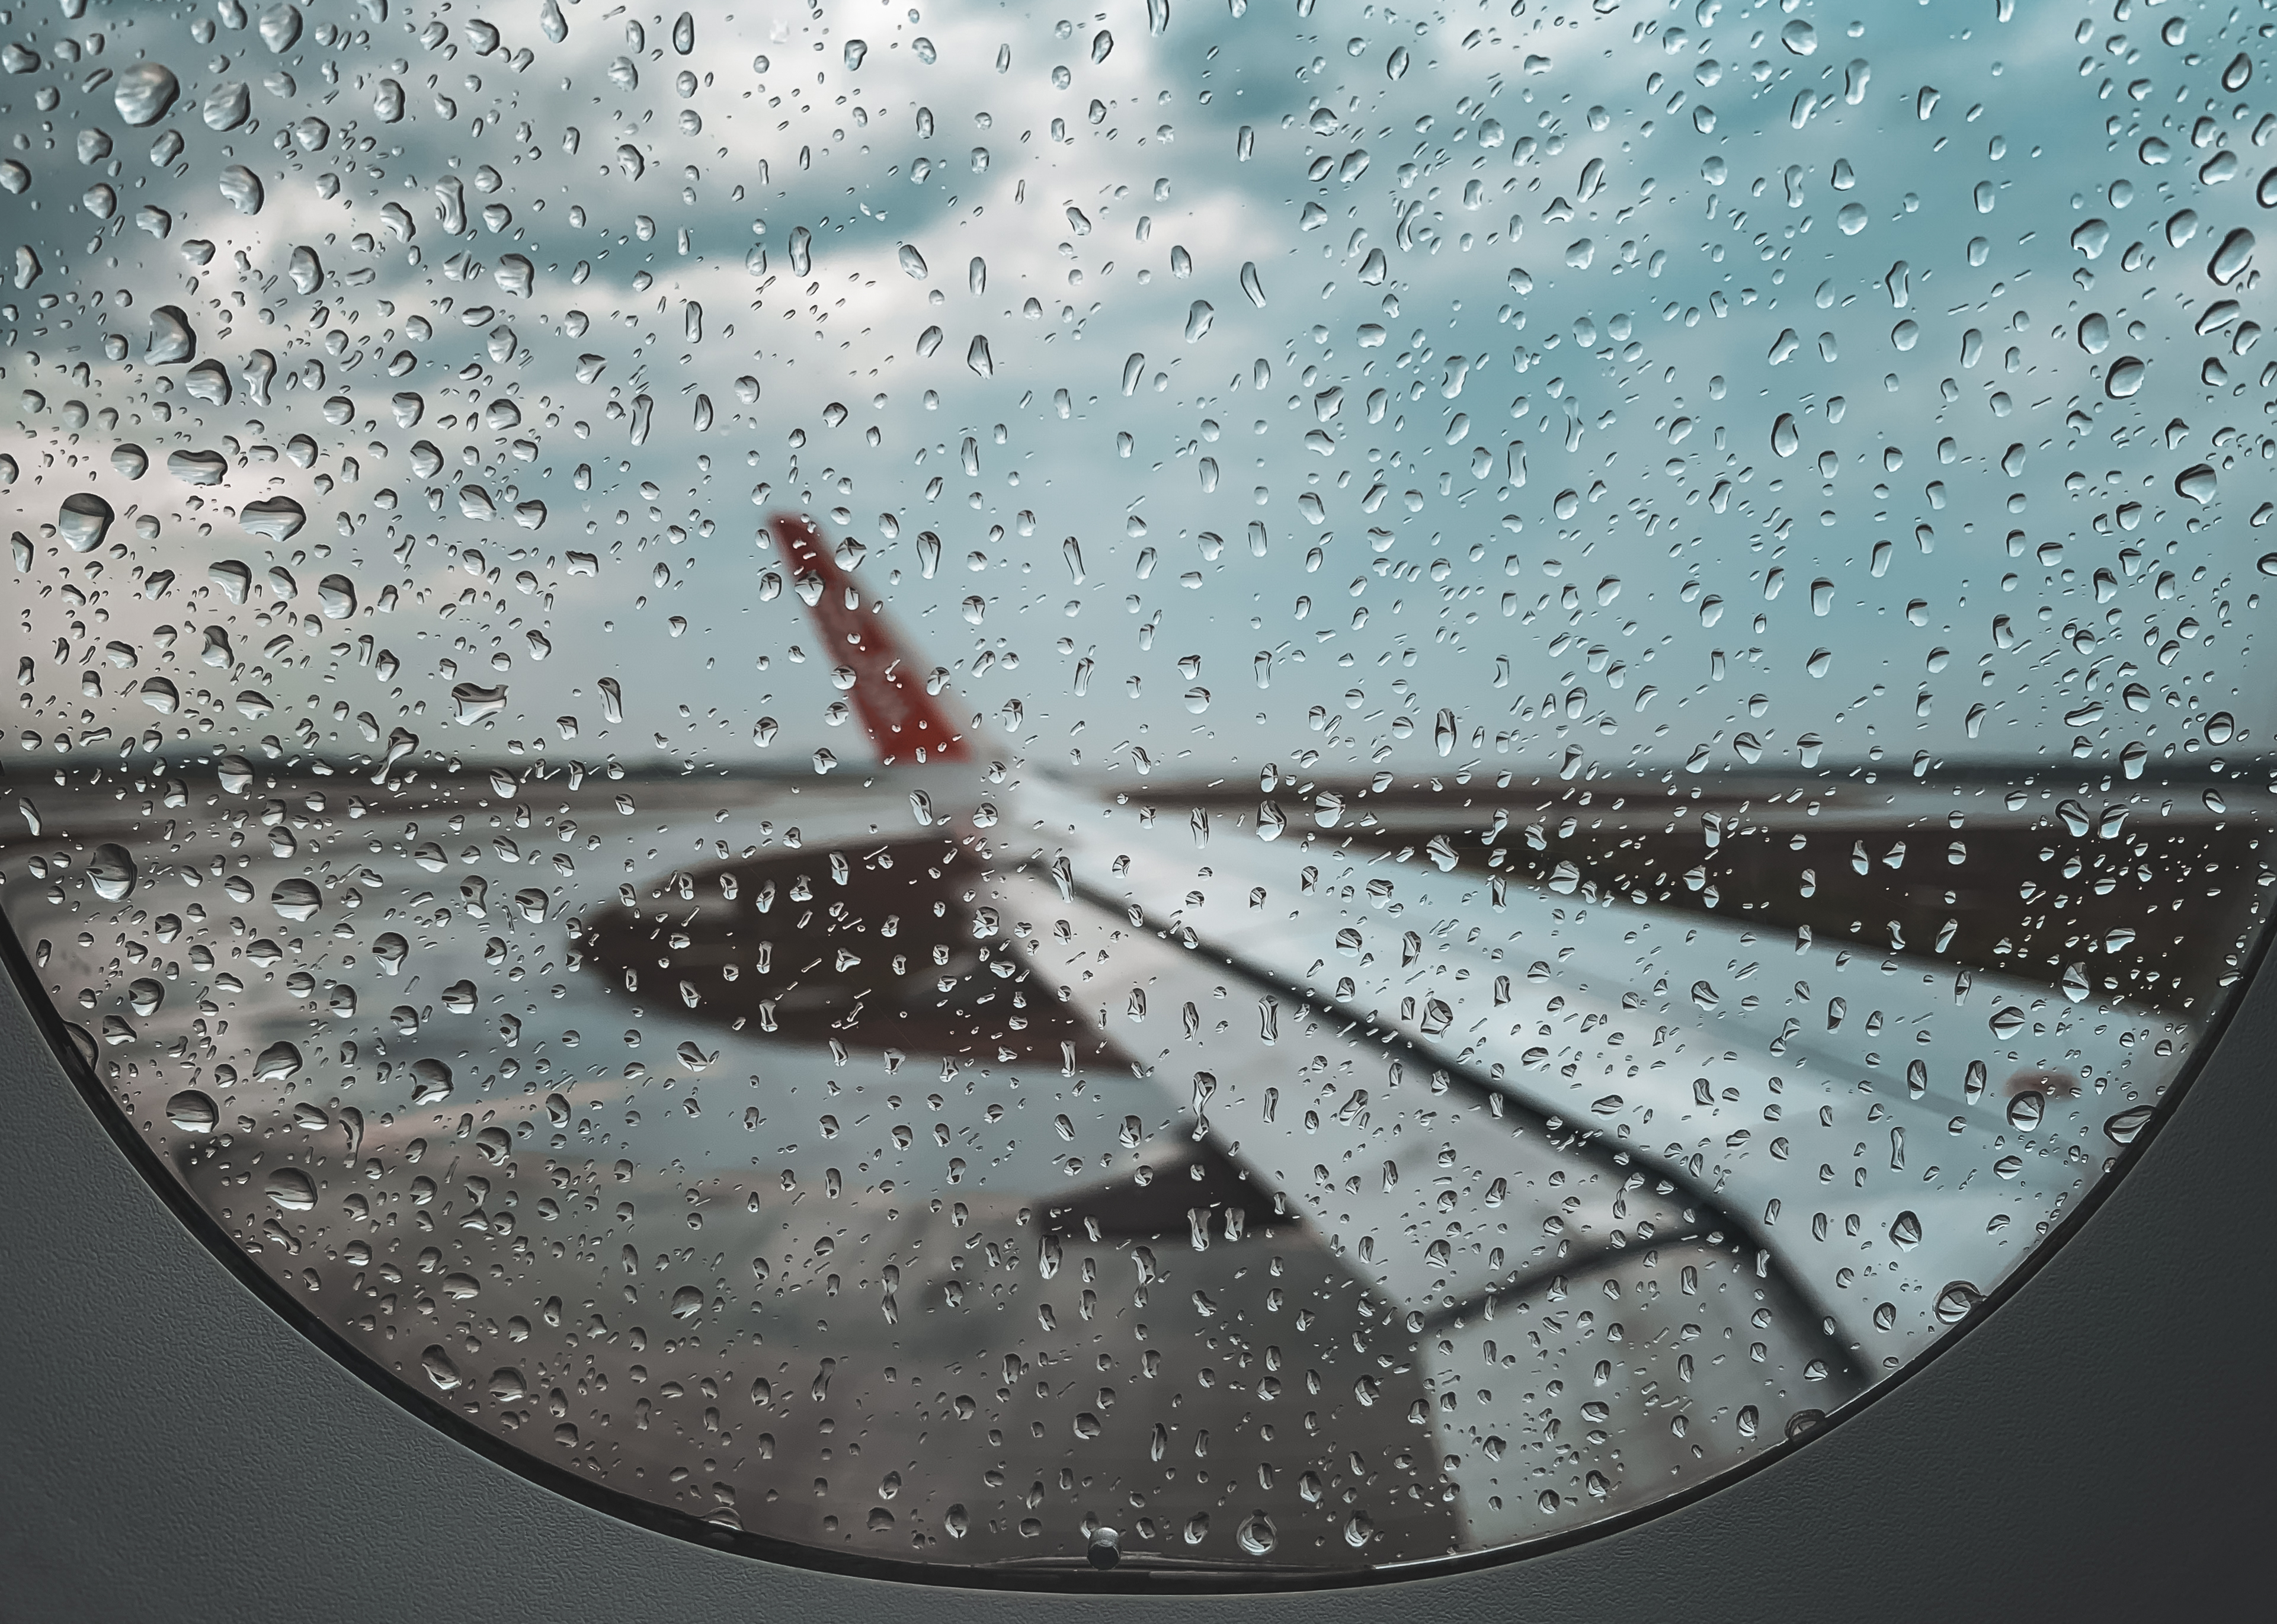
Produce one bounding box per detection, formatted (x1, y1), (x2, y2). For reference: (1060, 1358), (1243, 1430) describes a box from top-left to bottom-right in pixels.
(1, 0), (2273, 1581)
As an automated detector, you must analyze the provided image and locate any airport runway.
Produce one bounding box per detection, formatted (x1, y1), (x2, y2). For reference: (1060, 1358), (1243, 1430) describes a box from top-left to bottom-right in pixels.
(4, 745), (2250, 1572)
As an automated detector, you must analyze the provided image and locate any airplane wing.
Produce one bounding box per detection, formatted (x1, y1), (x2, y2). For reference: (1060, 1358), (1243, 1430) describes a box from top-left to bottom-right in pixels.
(742, 516), (1878, 1540)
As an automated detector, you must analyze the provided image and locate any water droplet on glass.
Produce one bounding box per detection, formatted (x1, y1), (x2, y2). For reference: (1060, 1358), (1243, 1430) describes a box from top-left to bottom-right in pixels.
(239, 497), (307, 543)
(218, 165), (265, 216)
(81, 843), (140, 902)
(57, 494), (114, 553)
(113, 62), (180, 127)
(2208, 228), (2254, 286)
(264, 1167), (317, 1210)
(166, 1091), (219, 1133)
(1933, 1283), (1982, 1325)
(2103, 1107), (2155, 1146)
(409, 1058), (454, 1104)
(2103, 355), (2146, 398)
(287, 245), (323, 294)
(270, 878), (321, 921)
(202, 81), (251, 133)
(1782, 1408), (1827, 1442)
(259, 5), (303, 54)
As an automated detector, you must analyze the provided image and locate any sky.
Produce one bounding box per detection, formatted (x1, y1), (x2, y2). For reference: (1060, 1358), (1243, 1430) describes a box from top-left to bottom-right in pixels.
(3, 0), (2272, 788)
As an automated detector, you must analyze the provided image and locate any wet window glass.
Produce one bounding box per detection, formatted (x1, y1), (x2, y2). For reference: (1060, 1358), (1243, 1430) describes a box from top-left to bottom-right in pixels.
(4, 0), (2272, 1582)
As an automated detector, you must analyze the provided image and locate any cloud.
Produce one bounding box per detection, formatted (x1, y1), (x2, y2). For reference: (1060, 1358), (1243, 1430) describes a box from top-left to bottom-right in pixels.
(5, 0), (2265, 789)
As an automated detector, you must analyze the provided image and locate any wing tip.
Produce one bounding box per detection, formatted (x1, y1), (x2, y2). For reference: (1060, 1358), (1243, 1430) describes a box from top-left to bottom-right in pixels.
(763, 512), (975, 765)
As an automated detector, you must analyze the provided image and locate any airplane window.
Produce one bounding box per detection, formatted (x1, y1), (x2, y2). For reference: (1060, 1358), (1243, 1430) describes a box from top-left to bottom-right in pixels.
(4, 0), (2272, 1583)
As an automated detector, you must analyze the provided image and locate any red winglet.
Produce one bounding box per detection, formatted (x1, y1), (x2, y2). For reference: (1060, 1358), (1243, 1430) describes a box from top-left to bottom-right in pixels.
(769, 512), (971, 765)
